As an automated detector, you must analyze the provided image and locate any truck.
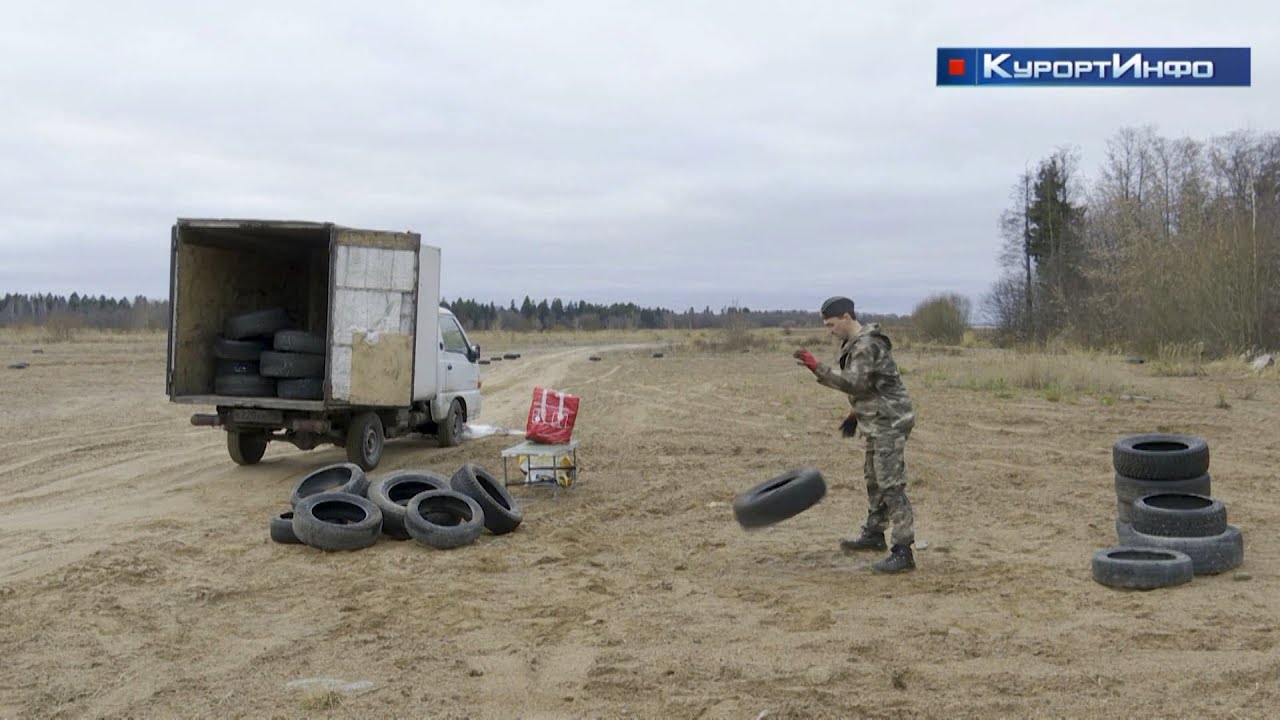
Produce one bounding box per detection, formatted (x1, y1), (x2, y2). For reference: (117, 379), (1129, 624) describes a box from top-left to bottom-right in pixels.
(165, 218), (483, 470)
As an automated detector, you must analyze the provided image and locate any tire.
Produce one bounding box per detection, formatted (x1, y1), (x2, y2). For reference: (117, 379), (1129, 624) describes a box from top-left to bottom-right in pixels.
(274, 329), (326, 355)
(277, 377), (323, 400)
(345, 413), (385, 471)
(215, 374), (276, 397)
(1115, 472), (1210, 523)
(1132, 493), (1227, 538)
(733, 468), (827, 529)
(260, 351), (325, 379)
(228, 430), (268, 465)
(450, 463), (522, 535)
(368, 470), (451, 540)
(270, 511), (302, 544)
(1112, 433), (1210, 480)
(290, 462), (368, 508)
(292, 493), (382, 552)
(1091, 547), (1194, 590)
(479, 359), (490, 365)
(213, 336), (267, 361)
(436, 400), (464, 448)
(1117, 524), (1244, 575)
(224, 307), (290, 341)
(490, 357), (503, 362)
(404, 490), (485, 549)
(503, 353), (520, 360)
(215, 359), (260, 376)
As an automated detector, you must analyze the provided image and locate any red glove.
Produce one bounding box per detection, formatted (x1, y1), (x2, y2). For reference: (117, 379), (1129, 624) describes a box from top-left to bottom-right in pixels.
(793, 349), (819, 371)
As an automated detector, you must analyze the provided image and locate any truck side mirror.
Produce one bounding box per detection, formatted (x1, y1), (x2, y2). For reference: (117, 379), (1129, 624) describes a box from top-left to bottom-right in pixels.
(468, 343), (480, 363)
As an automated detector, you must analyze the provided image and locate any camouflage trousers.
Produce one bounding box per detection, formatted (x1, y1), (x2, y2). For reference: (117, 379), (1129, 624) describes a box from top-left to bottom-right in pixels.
(861, 431), (915, 547)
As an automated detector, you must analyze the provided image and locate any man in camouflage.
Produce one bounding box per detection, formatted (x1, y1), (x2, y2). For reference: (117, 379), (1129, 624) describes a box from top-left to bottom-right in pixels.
(792, 296), (918, 573)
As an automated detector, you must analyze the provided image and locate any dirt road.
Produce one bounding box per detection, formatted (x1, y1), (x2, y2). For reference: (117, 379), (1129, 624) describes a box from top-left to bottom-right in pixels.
(0, 332), (1277, 718)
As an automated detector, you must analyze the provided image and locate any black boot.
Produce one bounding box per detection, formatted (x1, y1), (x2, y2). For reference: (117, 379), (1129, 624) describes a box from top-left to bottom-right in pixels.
(840, 529), (887, 552)
(872, 544), (915, 573)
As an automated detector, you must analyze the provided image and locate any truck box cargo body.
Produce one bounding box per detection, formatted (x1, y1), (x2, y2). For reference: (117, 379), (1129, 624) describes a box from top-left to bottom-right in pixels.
(166, 218), (482, 470)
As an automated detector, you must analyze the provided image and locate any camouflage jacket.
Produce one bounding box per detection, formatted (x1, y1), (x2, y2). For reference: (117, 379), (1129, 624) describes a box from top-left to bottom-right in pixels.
(812, 323), (915, 436)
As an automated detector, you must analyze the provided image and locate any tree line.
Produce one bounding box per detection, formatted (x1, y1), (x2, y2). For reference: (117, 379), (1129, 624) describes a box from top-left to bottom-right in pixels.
(0, 291), (904, 334)
(985, 126), (1280, 355)
(443, 296), (905, 332)
(0, 293), (169, 330)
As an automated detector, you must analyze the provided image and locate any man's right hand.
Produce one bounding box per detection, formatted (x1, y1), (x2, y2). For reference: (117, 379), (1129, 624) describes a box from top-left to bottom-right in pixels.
(793, 349), (819, 371)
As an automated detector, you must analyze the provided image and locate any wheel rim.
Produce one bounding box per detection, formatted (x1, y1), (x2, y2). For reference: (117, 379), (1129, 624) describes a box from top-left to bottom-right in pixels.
(451, 410), (463, 440)
(364, 425), (381, 460)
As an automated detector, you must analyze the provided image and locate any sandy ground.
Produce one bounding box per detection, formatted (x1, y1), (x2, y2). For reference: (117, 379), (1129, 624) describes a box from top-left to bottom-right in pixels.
(1, 331), (1278, 719)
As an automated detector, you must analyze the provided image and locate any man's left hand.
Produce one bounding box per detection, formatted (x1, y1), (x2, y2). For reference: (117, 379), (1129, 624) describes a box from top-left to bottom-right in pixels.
(839, 413), (858, 437)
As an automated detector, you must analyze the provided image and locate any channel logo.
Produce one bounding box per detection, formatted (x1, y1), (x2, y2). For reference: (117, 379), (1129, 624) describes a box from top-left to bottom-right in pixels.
(937, 47), (1251, 86)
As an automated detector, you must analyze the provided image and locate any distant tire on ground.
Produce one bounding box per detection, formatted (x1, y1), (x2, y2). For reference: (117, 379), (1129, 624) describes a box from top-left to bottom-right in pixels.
(479, 359), (490, 365)
(213, 336), (267, 361)
(1091, 547), (1194, 590)
(292, 493), (382, 552)
(260, 350), (325, 379)
(223, 307), (290, 340)
(1116, 524), (1244, 575)
(490, 357), (503, 362)
(589, 356), (601, 361)
(733, 468), (827, 529)
(1112, 433), (1210, 480)
(290, 462), (369, 508)
(652, 352), (664, 358)
(215, 374), (276, 397)
(277, 377), (323, 400)
(274, 330), (326, 355)
(1132, 493), (1227, 538)
(270, 510), (302, 544)
(227, 430), (268, 465)
(216, 359), (260, 376)
(404, 490), (485, 549)
(1115, 472), (1210, 523)
(503, 353), (520, 360)
(368, 470), (451, 540)
(450, 463), (522, 535)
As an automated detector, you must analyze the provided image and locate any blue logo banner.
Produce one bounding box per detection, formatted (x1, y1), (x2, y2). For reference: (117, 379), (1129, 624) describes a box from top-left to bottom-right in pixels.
(936, 47), (1250, 86)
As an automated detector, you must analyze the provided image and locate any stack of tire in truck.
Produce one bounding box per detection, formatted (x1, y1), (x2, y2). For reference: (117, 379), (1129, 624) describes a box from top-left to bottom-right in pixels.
(1092, 432), (1245, 590)
(213, 308), (326, 400)
(268, 462), (523, 552)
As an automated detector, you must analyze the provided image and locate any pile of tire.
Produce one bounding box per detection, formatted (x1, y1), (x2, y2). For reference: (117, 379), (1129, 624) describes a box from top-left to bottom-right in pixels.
(213, 308), (326, 400)
(1093, 432), (1245, 590)
(269, 461), (523, 552)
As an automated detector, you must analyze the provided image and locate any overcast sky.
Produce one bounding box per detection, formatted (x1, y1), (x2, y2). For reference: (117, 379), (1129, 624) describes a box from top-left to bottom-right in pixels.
(1, 1), (1274, 315)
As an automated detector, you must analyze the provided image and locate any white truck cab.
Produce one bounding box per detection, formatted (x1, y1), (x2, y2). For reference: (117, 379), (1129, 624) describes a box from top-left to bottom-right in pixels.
(433, 306), (483, 446)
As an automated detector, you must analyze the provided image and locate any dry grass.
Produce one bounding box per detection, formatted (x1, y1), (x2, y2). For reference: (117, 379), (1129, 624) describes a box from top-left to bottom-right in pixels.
(916, 349), (1144, 401)
(298, 689), (343, 711)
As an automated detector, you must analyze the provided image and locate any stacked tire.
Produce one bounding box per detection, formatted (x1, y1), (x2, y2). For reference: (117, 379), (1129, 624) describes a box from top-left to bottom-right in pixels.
(213, 308), (289, 398)
(268, 462), (523, 552)
(212, 308), (326, 401)
(1093, 432), (1245, 590)
(265, 329), (326, 400)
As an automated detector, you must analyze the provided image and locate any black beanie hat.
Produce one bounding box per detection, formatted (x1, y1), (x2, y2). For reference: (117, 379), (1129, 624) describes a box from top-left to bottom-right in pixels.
(820, 296), (856, 319)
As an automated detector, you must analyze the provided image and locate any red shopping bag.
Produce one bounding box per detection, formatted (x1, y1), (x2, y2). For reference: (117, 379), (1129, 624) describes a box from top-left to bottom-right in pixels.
(525, 386), (580, 444)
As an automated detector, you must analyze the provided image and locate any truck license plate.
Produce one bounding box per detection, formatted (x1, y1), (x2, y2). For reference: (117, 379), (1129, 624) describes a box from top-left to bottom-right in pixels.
(228, 408), (283, 425)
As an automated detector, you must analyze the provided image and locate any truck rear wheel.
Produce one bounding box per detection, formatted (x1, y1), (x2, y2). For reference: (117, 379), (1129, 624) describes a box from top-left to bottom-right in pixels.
(228, 430), (268, 465)
(346, 412), (385, 471)
(436, 400), (464, 447)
